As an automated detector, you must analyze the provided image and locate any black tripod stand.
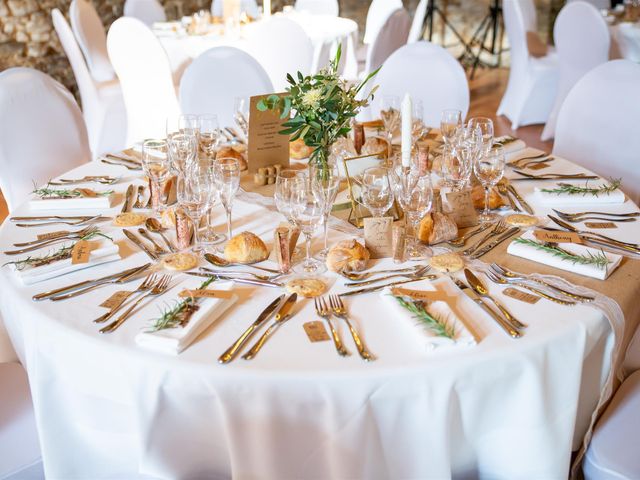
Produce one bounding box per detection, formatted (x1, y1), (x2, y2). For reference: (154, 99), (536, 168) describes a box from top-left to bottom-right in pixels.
(422, 0), (474, 59)
(464, 0), (505, 79)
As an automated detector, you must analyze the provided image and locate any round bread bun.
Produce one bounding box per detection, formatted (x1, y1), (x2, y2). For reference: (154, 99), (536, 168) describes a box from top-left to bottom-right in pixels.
(326, 239), (370, 272)
(217, 146), (248, 171)
(162, 253), (198, 271)
(113, 212), (146, 227)
(285, 278), (327, 298)
(361, 137), (388, 156)
(289, 138), (314, 160)
(224, 231), (269, 264)
(429, 253), (464, 273)
(505, 214), (538, 227)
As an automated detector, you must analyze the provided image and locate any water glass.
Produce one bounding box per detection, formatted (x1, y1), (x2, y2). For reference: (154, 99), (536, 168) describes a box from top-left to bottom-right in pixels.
(474, 146), (506, 222)
(310, 164), (340, 259)
(275, 169), (306, 223)
(290, 179), (327, 276)
(214, 157), (241, 241)
(440, 109), (462, 145)
(467, 116), (494, 155)
(360, 167), (394, 218)
(442, 143), (472, 191)
(167, 114), (199, 138)
(198, 114), (221, 160)
(380, 95), (400, 159)
(234, 97), (250, 138)
(167, 132), (198, 174)
(177, 167), (213, 252)
(142, 139), (170, 215)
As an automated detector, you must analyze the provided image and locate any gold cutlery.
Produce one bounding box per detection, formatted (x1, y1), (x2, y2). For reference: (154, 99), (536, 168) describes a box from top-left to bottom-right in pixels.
(121, 185), (134, 213)
(447, 222), (494, 247)
(4, 226), (99, 255)
(464, 269), (527, 330)
(100, 158), (141, 170)
(517, 156), (555, 169)
(13, 215), (110, 228)
(461, 221), (506, 256)
(132, 186), (146, 209)
(315, 297), (350, 357)
(199, 267), (277, 282)
(12, 226), (96, 247)
(497, 181), (521, 212)
(218, 294), (285, 363)
(547, 215), (640, 250)
(138, 228), (167, 256)
(339, 265), (420, 281)
(242, 293), (297, 360)
(204, 253), (280, 274)
(552, 209), (640, 219)
(123, 229), (158, 261)
(100, 275), (172, 334)
(145, 218), (177, 253)
(484, 269), (575, 306)
(338, 275), (438, 297)
(187, 271), (283, 288)
(94, 274), (158, 323)
(344, 265), (431, 287)
(328, 295), (375, 361)
(32, 263), (151, 301)
(468, 227), (520, 259)
(106, 153), (142, 166)
(49, 176), (117, 185)
(506, 152), (548, 167)
(552, 209), (638, 223)
(506, 183), (534, 215)
(512, 170), (598, 181)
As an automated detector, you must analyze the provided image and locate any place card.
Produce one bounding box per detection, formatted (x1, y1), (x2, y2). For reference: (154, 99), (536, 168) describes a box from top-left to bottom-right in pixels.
(363, 217), (393, 258)
(446, 189), (478, 228)
(71, 240), (94, 264)
(585, 222), (617, 229)
(247, 93), (290, 174)
(37, 230), (69, 241)
(503, 287), (541, 304)
(533, 230), (582, 244)
(100, 290), (134, 309)
(528, 162), (551, 171)
(390, 287), (450, 303)
(303, 321), (330, 342)
(178, 289), (235, 299)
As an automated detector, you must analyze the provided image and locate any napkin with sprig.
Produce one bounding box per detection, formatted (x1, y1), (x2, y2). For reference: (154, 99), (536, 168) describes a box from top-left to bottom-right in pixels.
(534, 178), (626, 206)
(29, 182), (115, 210)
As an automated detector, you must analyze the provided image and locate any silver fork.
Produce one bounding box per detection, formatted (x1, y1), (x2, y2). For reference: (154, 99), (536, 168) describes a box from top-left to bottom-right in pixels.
(100, 275), (172, 333)
(93, 274), (158, 324)
(344, 265), (431, 287)
(553, 209), (637, 223)
(15, 215), (102, 228)
(552, 209), (640, 219)
(329, 295), (375, 361)
(315, 297), (350, 357)
(199, 268), (282, 282)
(484, 270), (576, 306)
(490, 263), (594, 302)
(518, 156), (555, 169)
(4, 227), (99, 255)
(447, 222), (493, 247)
(12, 226), (96, 247)
(461, 220), (506, 256)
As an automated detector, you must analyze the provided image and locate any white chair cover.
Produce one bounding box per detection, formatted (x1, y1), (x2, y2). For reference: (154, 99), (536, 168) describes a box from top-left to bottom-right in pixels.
(553, 60), (640, 205)
(568, 0), (609, 8)
(295, 0), (339, 16)
(614, 23), (640, 63)
(0, 68), (90, 213)
(363, 8), (411, 78)
(246, 17), (313, 92)
(363, 0), (403, 45)
(107, 17), (180, 144)
(210, 0), (260, 18)
(370, 41), (469, 127)
(69, 0), (115, 82)
(541, 1), (609, 141)
(498, 0), (559, 129)
(0, 363), (42, 480)
(179, 46), (273, 128)
(408, 0), (428, 43)
(123, 0), (167, 26)
(52, 9), (127, 158)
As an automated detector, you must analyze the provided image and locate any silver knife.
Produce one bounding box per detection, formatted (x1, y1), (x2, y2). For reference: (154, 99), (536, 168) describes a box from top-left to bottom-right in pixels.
(123, 229), (158, 260)
(512, 171), (598, 180)
(121, 185), (134, 213)
(469, 227), (521, 259)
(242, 293), (297, 360)
(218, 294), (285, 363)
(187, 272), (283, 288)
(11, 215), (107, 221)
(338, 275), (438, 297)
(452, 277), (521, 339)
(547, 215), (640, 249)
(106, 154), (142, 166)
(507, 184), (534, 215)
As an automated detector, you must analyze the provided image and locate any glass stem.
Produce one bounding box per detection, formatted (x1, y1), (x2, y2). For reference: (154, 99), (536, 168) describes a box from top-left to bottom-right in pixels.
(484, 187), (490, 216)
(192, 214), (201, 249)
(226, 208), (232, 239)
(322, 214), (329, 251)
(305, 233), (312, 265)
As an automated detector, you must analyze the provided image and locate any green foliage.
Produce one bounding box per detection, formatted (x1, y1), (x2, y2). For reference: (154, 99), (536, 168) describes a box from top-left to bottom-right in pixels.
(393, 296), (456, 339)
(541, 178), (621, 197)
(514, 237), (610, 270)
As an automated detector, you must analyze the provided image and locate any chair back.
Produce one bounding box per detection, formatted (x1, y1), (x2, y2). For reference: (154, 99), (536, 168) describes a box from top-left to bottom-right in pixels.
(615, 23), (640, 63)
(553, 60), (640, 204)
(246, 17), (313, 91)
(371, 41), (469, 127)
(0, 68), (90, 212)
(408, 0), (429, 43)
(69, 0), (115, 82)
(107, 17), (180, 144)
(503, 0), (536, 71)
(364, 8), (412, 78)
(124, 0), (167, 26)
(180, 46), (273, 128)
(364, 0), (403, 45)
(295, 0), (339, 16)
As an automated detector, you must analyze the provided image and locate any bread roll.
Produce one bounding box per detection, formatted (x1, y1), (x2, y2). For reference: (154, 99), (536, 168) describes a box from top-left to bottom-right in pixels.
(290, 138), (314, 160)
(326, 239), (370, 272)
(472, 185), (505, 210)
(217, 146), (248, 171)
(224, 231), (269, 264)
(418, 212), (458, 245)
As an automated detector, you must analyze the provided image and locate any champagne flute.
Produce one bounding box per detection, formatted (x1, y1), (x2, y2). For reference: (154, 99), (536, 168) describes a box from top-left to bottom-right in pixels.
(167, 132), (198, 175)
(177, 166), (212, 253)
(214, 157), (241, 241)
(442, 143), (472, 191)
(474, 146), (506, 222)
(411, 99), (427, 144)
(359, 167), (394, 218)
(467, 116), (494, 155)
(290, 179), (327, 275)
(440, 109), (462, 145)
(142, 139), (170, 215)
(380, 95), (400, 160)
(167, 114), (199, 138)
(198, 114), (221, 160)
(234, 97), (250, 139)
(309, 163), (340, 259)
(275, 169), (306, 224)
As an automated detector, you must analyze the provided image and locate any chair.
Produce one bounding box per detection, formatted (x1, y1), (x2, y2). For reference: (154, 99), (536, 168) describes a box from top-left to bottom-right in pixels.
(362, 8), (412, 79)
(369, 41), (469, 127)
(541, 1), (609, 141)
(245, 17), (313, 92)
(0, 362), (43, 480)
(408, 0), (429, 43)
(553, 60), (640, 205)
(69, 0), (115, 82)
(568, 0), (609, 8)
(123, 0), (167, 26)
(107, 17), (180, 144)
(295, 0), (339, 16)
(179, 46), (273, 128)
(52, 9), (127, 158)
(363, 0), (403, 45)
(210, 0), (260, 18)
(0, 68), (91, 213)
(498, 0), (559, 129)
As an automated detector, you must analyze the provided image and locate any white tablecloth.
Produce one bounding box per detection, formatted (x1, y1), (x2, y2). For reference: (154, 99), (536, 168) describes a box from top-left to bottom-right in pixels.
(2, 155), (639, 478)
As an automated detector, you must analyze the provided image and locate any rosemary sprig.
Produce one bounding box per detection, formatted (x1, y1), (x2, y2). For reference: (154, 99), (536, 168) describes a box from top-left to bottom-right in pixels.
(32, 181), (114, 199)
(514, 237), (610, 270)
(146, 277), (215, 332)
(393, 296), (455, 339)
(541, 178), (621, 197)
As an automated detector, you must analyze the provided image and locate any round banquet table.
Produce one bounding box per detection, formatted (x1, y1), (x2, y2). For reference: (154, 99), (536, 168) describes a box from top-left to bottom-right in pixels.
(2, 151), (640, 479)
(156, 12), (360, 83)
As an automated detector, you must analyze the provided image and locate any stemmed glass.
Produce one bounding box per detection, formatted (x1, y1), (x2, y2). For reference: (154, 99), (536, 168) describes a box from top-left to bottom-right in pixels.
(290, 179), (327, 275)
(380, 95), (400, 160)
(275, 169), (307, 224)
(467, 116), (494, 155)
(441, 109), (462, 145)
(359, 167), (394, 218)
(411, 99), (427, 144)
(167, 114), (199, 138)
(474, 145), (505, 222)
(310, 164), (340, 259)
(177, 163), (214, 252)
(441, 143), (473, 191)
(234, 97), (250, 139)
(213, 157), (241, 241)
(198, 114), (221, 161)
(141, 139), (170, 215)
(167, 132), (198, 175)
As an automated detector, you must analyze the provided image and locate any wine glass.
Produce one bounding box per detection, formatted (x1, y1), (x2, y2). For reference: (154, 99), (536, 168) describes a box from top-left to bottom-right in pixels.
(442, 143), (472, 191)
(167, 132), (198, 174)
(167, 114), (199, 138)
(380, 95), (400, 160)
(290, 179), (327, 275)
(234, 97), (250, 138)
(440, 109), (462, 145)
(198, 114), (221, 161)
(474, 145), (505, 222)
(142, 139), (170, 215)
(467, 116), (494, 155)
(359, 167), (394, 218)
(214, 157), (241, 241)
(275, 169), (307, 224)
(411, 99), (427, 144)
(177, 165), (213, 253)
(309, 163), (340, 259)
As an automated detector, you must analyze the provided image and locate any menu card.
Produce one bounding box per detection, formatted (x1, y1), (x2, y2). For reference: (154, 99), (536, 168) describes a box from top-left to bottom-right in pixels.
(364, 217), (393, 258)
(247, 93), (290, 173)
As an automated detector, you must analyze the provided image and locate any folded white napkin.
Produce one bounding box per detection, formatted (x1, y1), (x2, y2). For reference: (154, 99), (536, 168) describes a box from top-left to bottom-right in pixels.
(136, 281), (237, 355)
(12, 241), (121, 285)
(381, 280), (476, 350)
(534, 186), (626, 206)
(29, 193), (115, 211)
(507, 230), (622, 280)
(495, 135), (526, 154)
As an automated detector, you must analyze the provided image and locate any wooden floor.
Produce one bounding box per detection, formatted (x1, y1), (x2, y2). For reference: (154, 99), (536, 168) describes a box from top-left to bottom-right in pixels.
(0, 67), (552, 225)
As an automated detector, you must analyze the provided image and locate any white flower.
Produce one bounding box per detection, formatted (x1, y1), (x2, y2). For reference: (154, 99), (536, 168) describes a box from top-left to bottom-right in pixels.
(301, 88), (323, 109)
